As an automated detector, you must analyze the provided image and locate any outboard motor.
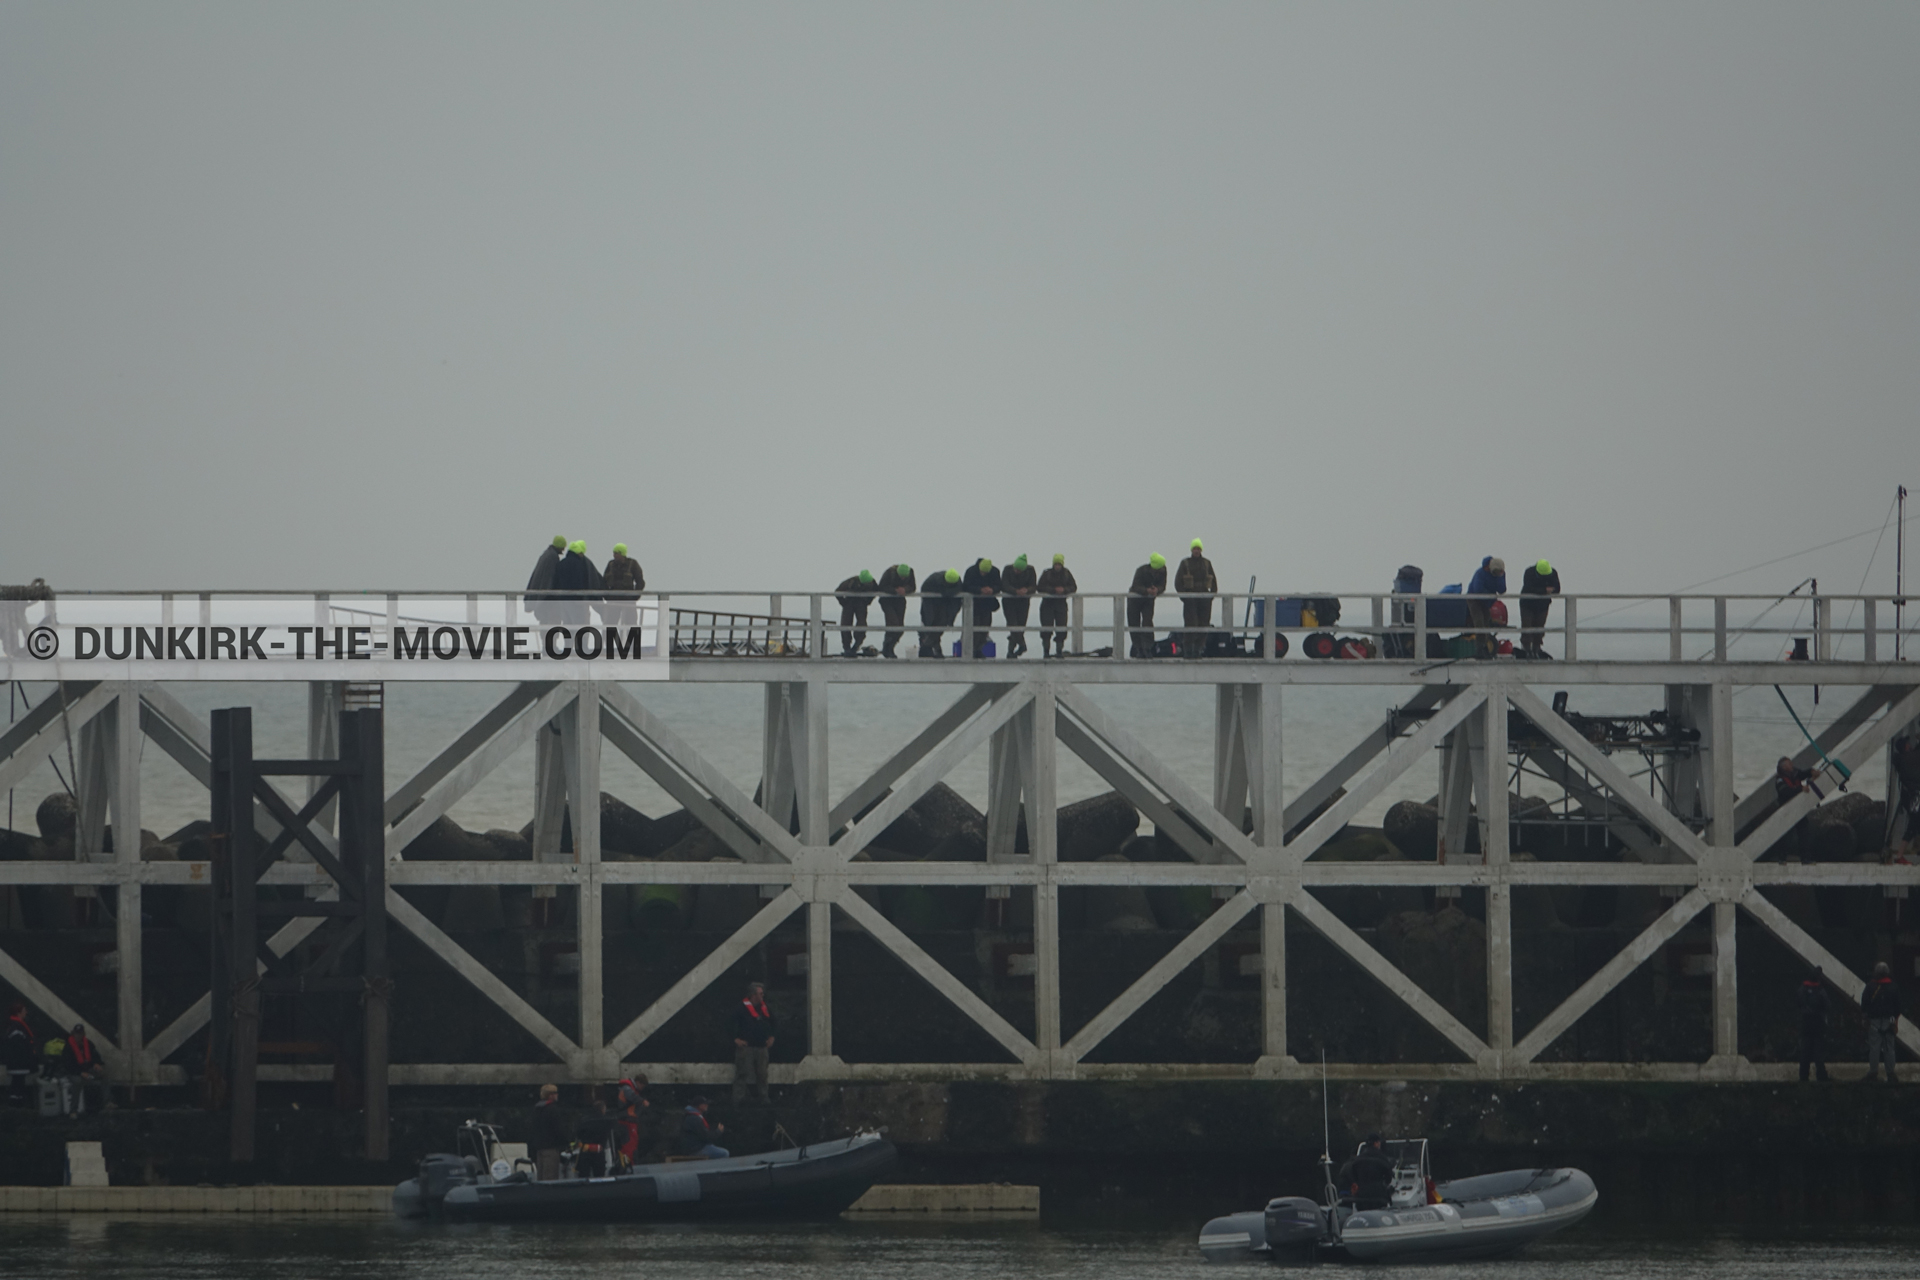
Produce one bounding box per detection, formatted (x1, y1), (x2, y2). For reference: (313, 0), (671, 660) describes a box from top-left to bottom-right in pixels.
(1263, 1196), (1324, 1253)
(417, 1153), (478, 1213)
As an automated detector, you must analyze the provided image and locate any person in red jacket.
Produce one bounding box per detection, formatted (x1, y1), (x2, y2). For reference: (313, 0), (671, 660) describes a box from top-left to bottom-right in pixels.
(61, 1023), (104, 1114)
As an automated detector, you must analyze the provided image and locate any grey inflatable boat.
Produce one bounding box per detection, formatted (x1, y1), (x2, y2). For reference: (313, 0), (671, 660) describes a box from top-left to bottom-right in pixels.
(1199, 1138), (1596, 1263)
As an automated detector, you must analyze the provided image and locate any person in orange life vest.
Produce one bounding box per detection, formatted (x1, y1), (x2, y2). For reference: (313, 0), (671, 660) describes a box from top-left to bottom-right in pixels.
(1862, 962), (1903, 1084)
(676, 1096), (729, 1159)
(610, 1080), (649, 1172)
(731, 982), (777, 1105)
(5, 1004), (34, 1105)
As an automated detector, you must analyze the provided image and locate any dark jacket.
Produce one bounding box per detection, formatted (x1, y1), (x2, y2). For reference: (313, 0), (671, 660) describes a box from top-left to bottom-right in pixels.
(1129, 564), (1167, 597)
(62, 1033), (99, 1076)
(1337, 1146), (1395, 1198)
(1174, 554), (1217, 595)
(962, 563), (1002, 615)
(1797, 979), (1831, 1031)
(877, 565), (917, 599)
(530, 1099), (569, 1151)
(1862, 977), (1902, 1021)
(1001, 564), (1038, 597)
(603, 556), (644, 595)
(553, 551), (604, 598)
(921, 573), (964, 624)
(835, 576), (876, 610)
(1037, 566), (1077, 597)
(676, 1107), (719, 1156)
(731, 996), (777, 1048)
(526, 545), (562, 593)
(1467, 561), (1507, 596)
(1521, 565), (1561, 597)
(3, 1014), (32, 1073)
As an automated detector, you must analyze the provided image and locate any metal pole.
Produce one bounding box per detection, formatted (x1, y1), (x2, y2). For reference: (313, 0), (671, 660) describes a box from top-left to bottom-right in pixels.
(221, 708), (258, 1164)
(1897, 485), (1907, 662)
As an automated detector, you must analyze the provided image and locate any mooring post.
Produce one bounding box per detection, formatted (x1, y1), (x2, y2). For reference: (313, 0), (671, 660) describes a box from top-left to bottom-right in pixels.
(344, 693), (390, 1161)
(217, 708), (259, 1163)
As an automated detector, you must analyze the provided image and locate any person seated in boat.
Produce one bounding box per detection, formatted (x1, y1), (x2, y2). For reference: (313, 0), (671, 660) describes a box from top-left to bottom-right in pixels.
(1337, 1135), (1395, 1210)
(676, 1097), (729, 1160)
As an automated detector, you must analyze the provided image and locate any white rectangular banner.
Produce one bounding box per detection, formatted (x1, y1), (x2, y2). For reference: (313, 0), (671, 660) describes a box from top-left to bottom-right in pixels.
(0, 594), (669, 681)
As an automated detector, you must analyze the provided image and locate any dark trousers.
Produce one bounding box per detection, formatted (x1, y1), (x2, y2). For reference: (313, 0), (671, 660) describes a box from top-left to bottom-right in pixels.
(1520, 598), (1551, 655)
(1799, 1025), (1829, 1081)
(1003, 598), (1031, 654)
(1127, 597), (1156, 657)
(733, 1044), (770, 1103)
(839, 604), (868, 654)
(918, 605), (951, 658)
(1039, 599), (1069, 654)
(879, 600), (907, 655)
(971, 603), (997, 657)
(1181, 597), (1212, 658)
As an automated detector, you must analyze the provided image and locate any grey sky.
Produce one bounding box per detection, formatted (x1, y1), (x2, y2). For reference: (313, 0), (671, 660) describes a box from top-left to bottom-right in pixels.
(3, 2), (1914, 600)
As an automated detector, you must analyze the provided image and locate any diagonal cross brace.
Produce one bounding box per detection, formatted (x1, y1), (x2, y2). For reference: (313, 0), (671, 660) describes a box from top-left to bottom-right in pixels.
(0, 683), (116, 794)
(1054, 686), (1258, 864)
(605, 889), (804, 1060)
(385, 888), (579, 1064)
(835, 684), (1035, 861)
(1510, 888), (1710, 1064)
(1507, 685), (1708, 862)
(834, 887), (1040, 1066)
(1285, 686), (1487, 865)
(1063, 891), (1257, 1063)
(1739, 888), (1920, 1057)
(1287, 887), (1494, 1065)
(1736, 684), (1920, 864)
(599, 684), (802, 859)
(388, 683), (580, 857)
(829, 686), (999, 832)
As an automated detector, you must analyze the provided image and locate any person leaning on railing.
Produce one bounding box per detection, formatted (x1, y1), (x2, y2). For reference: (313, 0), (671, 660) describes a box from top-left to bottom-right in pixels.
(1000, 555), (1037, 658)
(1175, 539), (1217, 660)
(962, 558), (1001, 658)
(877, 564), (915, 658)
(1128, 554), (1167, 658)
(834, 570), (875, 656)
(1467, 556), (1507, 659)
(1520, 559), (1560, 659)
(919, 569), (964, 658)
(1036, 554), (1077, 658)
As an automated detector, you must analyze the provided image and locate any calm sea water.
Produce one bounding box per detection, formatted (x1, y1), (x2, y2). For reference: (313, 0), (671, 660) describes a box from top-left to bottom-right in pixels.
(2, 1217), (1917, 1279)
(2, 676), (1886, 841)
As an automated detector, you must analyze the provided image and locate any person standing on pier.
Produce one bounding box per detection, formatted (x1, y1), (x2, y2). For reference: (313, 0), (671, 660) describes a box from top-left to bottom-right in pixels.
(1000, 556), (1037, 658)
(1862, 962), (1903, 1084)
(554, 540), (603, 627)
(1467, 556), (1507, 659)
(1520, 559), (1560, 659)
(1797, 970), (1832, 1082)
(919, 569), (963, 658)
(835, 571), (876, 656)
(601, 544), (645, 628)
(5, 1003), (33, 1105)
(1128, 554), (1167, 658)
(731, 982), (777, 1105)
(526, 536), (566, 623)
(962, 558), (1002, 658)
(1175, 539), (1217, 659)
(1037, 554), (1077, 657)
(61, 1023), (103, 1114)
(877, 564), (916, 658)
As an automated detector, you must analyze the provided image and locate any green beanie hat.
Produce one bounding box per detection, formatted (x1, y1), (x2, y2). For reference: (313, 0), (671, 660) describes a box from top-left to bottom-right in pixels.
(1149, 553), (1165, 569)
(552, 535), (567, 549)
(1190, 538), (1204, 550)
(858, 569), (873, 584)
(1014, 554), (1028, 569)
(613, 543), (628, 556)
(1052, 553), (1065, 566)
(944, 569), (960, 584)
(569, 540), (586, 555)
(978, 558), (993, 572)
(1537, 559), (1552, 575)
(897, 563), (912, 577)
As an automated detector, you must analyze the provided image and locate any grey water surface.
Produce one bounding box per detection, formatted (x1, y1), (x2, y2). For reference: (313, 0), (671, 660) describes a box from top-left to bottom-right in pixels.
(3, 1217), (1917, 1280)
